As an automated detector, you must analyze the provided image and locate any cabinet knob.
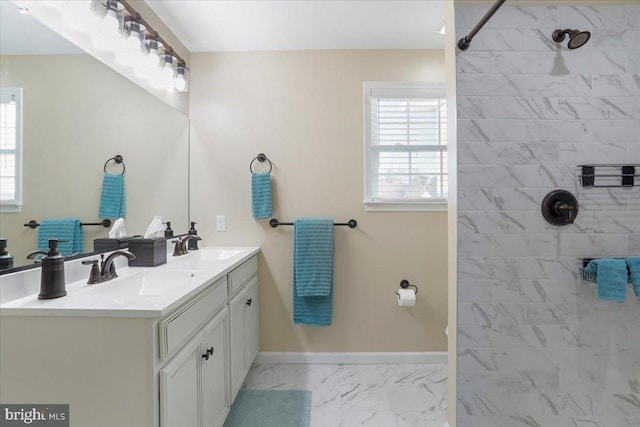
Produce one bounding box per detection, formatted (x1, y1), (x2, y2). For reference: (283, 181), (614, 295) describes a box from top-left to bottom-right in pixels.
(202, 348), (214, 360)
(246, 298), (252, 306)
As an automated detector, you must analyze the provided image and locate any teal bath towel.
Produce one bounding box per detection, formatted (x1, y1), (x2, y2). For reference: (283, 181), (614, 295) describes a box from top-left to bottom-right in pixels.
(585, 259), (629, 303)
(38, 218), (83, 256)
(251, 172), (272, 219)
(625, 257), (640, 297)
(293, 218), (334, 326)
(99, 173), (126, 219)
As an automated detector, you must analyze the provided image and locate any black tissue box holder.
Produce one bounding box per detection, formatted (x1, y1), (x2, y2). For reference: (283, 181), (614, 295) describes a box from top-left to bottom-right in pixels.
(93, 237), (132, 253)
(128, 238), (167, 267)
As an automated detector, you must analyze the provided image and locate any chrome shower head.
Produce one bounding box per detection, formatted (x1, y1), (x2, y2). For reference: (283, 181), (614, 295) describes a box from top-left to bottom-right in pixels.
(552, 29), (591, 49)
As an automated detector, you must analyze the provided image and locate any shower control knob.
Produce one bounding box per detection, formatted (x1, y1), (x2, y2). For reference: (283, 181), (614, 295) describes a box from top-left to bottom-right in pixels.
(541, 190), (579, 226)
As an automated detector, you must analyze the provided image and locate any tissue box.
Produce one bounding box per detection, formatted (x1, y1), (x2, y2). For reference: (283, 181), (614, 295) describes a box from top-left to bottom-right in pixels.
(128, 238), (167, 267)
(93, 237), (132, 253)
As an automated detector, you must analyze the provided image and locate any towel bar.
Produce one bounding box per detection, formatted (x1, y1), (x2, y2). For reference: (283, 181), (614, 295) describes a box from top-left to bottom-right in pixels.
(24, 219), (112, 229)
(269, 218), (357, 229)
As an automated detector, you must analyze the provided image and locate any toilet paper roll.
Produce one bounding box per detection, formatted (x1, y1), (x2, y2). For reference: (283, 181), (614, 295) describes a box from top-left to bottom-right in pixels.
(397, 289), (416, 307)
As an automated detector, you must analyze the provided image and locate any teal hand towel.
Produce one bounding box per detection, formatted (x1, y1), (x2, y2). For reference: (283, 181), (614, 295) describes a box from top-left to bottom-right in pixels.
(38, 218), (83, 256)
(586, 259), (629, 303)
(251, 172), (272, 219)
(293, 218), (334, 326)
(625, 258), (640, 297)
(99, 173), (126, 219)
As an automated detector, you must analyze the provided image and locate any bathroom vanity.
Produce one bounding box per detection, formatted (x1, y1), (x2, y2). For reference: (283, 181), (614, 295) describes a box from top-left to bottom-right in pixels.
(0, 246), (260, 427)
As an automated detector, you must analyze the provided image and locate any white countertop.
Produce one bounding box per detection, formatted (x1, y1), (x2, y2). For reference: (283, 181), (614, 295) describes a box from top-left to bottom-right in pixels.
(0, 246), (260, 318)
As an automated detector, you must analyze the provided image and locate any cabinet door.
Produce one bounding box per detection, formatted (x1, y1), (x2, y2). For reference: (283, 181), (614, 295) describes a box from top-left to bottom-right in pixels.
(202, 308), (230, 427)
(229, 287), (246, 401)
(160, 333), (202, 427)
(244, 277), (259, 367)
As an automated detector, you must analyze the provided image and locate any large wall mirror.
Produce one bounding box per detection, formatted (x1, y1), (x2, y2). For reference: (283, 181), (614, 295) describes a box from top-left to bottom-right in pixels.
(0, 2), (189, 269)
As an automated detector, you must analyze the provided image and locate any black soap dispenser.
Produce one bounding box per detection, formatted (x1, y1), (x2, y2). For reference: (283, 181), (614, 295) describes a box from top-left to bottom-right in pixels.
(187, 221), (199, 250)
(164, 221), (174, 238)
(27, 239), (67, 300)
(0, 238), (14, 270)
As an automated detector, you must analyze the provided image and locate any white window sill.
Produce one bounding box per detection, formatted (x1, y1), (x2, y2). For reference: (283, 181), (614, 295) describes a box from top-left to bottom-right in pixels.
(365, 201), (448, 212)
(1, 204), (22, 213)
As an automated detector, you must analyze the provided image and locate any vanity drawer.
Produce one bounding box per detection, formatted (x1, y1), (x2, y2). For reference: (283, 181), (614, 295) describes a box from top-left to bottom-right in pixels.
(228, 255), (257, 296)
(160, 277), (228, 359)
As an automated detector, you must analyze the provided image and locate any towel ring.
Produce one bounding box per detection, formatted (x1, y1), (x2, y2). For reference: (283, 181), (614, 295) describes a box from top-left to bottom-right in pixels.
(249, 153), (272, 173)
(104, 155), (125, 175)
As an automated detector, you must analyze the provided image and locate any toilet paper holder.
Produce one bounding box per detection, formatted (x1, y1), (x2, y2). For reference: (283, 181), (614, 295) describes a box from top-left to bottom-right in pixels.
(395, 279), (418, 296)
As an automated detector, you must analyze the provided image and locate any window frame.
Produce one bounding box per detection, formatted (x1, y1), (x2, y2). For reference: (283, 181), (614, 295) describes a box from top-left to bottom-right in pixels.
(0, 87), (23, 213)
(363, 82), (447, 212)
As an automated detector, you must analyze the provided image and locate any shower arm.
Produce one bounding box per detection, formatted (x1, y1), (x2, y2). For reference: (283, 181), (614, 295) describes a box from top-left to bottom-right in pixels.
(457, 0), (507, 50)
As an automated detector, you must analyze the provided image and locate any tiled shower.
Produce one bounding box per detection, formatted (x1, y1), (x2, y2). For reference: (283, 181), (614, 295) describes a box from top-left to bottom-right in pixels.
(455, 4), (640, 426)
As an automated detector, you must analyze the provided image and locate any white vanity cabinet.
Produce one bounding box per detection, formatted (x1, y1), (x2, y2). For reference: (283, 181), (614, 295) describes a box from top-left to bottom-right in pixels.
(0, 247), (260, 427)
(228, 256), (260, 400)
(160, 308), (229, 427)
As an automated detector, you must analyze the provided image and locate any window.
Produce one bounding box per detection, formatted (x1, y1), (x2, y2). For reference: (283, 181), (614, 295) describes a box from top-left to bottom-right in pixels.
(364, 83), (447, 211)
(1, 88), (23, 213)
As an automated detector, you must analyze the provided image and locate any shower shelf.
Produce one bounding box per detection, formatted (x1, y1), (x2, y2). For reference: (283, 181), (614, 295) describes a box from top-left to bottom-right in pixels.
(578, 164), (640, 188)
(579, 258), (631, 283)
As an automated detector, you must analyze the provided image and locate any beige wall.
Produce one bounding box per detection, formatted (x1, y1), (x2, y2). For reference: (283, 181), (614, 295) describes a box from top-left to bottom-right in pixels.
(190, 50), (448, 352)
(0, 55), (189, 266)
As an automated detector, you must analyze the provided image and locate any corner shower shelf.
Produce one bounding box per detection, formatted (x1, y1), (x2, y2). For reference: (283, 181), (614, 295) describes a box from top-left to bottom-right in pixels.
(578, 164), (640, 188)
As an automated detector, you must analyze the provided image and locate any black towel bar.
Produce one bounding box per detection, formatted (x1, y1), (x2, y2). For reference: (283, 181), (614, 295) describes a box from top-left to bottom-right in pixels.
(269, 218), (357, 229)
(24, 219), (112, 229)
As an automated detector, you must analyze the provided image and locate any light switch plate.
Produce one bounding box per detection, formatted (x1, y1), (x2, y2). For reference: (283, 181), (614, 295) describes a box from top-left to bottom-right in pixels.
(216, 215), (226, 231)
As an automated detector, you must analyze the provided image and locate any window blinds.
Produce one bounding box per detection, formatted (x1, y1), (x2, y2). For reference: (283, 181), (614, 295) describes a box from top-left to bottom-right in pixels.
(369, 94), (447, 202)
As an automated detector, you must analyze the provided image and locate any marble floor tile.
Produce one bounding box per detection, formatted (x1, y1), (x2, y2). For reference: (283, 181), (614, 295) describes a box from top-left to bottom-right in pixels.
(243, 363), (449, 427)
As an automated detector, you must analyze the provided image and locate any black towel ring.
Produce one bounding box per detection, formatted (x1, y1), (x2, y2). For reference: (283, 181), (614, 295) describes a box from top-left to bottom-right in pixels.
(249, 153), (272, 174)
(104, 154), (125, 175)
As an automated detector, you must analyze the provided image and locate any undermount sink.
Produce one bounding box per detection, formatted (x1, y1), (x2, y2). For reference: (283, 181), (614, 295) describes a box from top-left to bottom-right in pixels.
(197, 248), (243, 261)
(104, 270), (202, 296)
(167, 248), (243, 270)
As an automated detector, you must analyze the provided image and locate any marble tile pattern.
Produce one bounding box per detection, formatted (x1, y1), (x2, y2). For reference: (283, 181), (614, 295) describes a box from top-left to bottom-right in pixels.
(456, 5), (640, 427)
(242, 363), (448, 427)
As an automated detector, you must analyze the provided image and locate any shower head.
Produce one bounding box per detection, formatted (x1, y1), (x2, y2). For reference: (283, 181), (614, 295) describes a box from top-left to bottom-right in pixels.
(552, 29), (591, 49)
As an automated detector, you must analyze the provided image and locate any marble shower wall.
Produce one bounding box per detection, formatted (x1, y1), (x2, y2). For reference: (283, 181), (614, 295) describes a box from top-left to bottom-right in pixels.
(455, 5), (640, 427)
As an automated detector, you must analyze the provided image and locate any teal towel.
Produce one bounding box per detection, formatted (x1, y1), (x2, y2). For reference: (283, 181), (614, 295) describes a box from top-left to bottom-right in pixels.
(293, 218), (334, 326)
(38, 218), (83, 256)
(99, 173), (126, 219)
(585, 259), (629, 303)
(625, 258), (640, 297)
(251, 172), (272, 219)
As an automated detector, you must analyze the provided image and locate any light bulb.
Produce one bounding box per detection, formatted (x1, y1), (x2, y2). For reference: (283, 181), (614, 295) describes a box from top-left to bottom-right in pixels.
(99, 8), (120, 37)
(138, 39), (162, 78)
(175, 74), (186, 92)
(175, 66), (188, 92)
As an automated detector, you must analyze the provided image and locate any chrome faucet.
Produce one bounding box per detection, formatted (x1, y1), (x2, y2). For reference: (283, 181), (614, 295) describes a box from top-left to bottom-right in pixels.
(172, 235), (202, 256)
(82, 250), (136, 284)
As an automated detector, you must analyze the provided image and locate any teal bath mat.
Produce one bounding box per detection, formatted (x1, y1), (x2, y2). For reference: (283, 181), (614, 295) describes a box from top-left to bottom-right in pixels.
(224, 389), (311, 427)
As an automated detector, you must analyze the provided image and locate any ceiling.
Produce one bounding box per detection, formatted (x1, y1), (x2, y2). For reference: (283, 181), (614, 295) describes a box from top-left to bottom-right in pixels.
(0, 1), (83, 55)
(144, 0), (446, 52)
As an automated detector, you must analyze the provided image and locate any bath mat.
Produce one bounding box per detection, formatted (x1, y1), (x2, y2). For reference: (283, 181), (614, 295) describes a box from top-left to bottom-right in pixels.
(224, 389), (311, 427)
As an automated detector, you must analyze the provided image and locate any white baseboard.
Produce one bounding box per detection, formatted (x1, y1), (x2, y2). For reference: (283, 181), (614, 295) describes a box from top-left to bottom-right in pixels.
(254, 351), (448, 365)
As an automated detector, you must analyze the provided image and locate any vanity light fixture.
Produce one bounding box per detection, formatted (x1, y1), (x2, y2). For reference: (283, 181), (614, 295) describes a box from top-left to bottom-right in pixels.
(66, 0), (189, 92)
